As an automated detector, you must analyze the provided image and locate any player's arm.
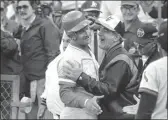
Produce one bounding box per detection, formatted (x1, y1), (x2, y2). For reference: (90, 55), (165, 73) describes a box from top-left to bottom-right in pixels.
(58, 59), (91, 108)
(136, 64), (159, 119)
(135, 92), (157, 119)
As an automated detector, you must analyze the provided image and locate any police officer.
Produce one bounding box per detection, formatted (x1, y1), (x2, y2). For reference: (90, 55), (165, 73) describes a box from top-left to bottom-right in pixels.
(120, 1), (148, 73)
(134, 23), (164, 80)
(120, 1), (145, 53)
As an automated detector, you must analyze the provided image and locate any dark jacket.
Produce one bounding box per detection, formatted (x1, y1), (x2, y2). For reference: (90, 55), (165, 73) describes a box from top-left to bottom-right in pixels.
(77, 44), (139, 119)
(1, 30), (22, 74)
(20, 16), (60, 81)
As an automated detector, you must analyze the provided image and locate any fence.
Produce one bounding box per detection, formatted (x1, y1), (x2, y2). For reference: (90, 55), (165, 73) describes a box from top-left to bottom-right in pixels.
(1, 75), (20, 119)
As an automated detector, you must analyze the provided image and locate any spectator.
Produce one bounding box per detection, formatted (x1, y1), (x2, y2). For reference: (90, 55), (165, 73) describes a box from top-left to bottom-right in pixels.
(52, 0), (64, 39)
(16, 0), (60, 119)
(99, 1), (154, 23)
(60, 16), (140, 119)
(58, 10), (102, 119)
(140, 0), (167, 19)
(1, 1), (22, 75)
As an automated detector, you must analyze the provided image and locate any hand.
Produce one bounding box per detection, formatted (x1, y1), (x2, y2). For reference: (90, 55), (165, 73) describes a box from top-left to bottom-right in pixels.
(122, 95), (140, 114)
(60, 60), (83, 82)
(37, 104), (47, 119)
(85, 95), (104, 115)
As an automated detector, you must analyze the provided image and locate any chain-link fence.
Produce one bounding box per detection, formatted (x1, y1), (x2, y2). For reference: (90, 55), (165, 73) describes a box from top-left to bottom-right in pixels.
(1, 81), (12, 119)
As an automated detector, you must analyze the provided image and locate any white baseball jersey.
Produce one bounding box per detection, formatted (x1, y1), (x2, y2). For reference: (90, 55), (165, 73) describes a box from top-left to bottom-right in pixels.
(139, 57), (167, 119)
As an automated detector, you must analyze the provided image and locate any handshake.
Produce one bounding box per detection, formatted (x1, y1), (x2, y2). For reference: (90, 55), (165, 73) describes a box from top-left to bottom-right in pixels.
(84, 95), (104, 115)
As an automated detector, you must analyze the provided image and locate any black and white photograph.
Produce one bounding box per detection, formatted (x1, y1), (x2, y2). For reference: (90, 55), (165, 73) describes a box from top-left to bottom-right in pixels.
(0, 0), (167, 119)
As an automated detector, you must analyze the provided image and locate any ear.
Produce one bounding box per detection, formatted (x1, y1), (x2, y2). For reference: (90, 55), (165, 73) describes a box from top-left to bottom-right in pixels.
(71, 33), (77, 41)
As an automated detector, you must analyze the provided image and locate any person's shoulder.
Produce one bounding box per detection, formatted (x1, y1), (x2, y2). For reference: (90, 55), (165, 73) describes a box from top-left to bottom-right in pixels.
(151, 57), (167, 68)
(145, 57), (167, 72)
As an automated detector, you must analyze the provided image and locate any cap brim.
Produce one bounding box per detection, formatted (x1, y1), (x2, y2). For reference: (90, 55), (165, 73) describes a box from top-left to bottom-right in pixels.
(83, 8), (102, 12)
(98, 19), (115, 31)
(136, 38), (153, 45)
(70, 19), (92, 32)
(121, 2), (137, 6)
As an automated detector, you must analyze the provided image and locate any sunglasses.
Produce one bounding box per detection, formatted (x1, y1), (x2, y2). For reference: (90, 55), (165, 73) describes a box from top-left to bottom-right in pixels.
(0, 7), (4, 12)
(16, 5), (29, 11)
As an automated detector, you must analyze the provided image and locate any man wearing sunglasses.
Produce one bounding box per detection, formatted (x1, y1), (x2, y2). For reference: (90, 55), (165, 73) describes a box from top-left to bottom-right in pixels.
(16, 0), (60, 119)
(120, 1), (147, 54)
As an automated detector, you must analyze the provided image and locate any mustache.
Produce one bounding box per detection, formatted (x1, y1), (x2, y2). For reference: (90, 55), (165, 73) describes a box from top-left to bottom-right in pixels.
(20, 12), (27, 15)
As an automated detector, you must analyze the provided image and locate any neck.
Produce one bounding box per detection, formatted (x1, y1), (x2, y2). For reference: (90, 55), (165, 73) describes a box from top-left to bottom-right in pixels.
(124, 17), (138, 28)
(105, 41), (120, 53)
(22, 14), (36, 27)
(70, 42), (89, 52)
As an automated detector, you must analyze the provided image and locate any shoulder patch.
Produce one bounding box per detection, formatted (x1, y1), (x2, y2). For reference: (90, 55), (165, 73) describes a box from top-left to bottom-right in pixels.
(137, 28), (145, 38)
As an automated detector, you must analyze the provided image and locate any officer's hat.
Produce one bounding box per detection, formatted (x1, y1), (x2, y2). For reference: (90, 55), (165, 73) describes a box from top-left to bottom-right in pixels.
(62, 10), (91, 33)
(121, 1), (139, 6)
(98, 16), (124, 35)
(81, 1), (101, 12)
(135, 23), (158, 45)
(158, 21), (167, 52)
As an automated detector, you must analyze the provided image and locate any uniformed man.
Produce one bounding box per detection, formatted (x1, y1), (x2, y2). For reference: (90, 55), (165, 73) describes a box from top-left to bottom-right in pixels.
(81, 1), (104, 64)
(136, 21), (167, 119)
(120, 1), (145, 53)
(133, 23), (164, 80)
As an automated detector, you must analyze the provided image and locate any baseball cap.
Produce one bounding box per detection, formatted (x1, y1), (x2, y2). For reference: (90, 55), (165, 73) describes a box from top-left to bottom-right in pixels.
(158, 21), (167, 52)
(135, 23), (158, 45)
(81, 1), (101, 12)
(98, 15), (124, 35)
(121, 1), (139, 6)
(62, 10), (92, 33)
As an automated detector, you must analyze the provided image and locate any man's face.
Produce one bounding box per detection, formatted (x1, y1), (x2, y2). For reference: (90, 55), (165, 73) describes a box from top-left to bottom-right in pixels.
(135, 42), (154, 56)
(98, 27), (117, 50)
(84, 11), (100, 19)
(17, 1), (34, 20)
(74, 26), (91, 46)
(121, 4), (139, 21)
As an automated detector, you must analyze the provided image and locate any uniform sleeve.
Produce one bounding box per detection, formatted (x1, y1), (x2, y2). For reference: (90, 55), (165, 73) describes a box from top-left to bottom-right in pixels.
(58, 59), (92, 108)
(40, 20), (60, 63)
(135, 92), (157, 119)
(77, 61), (132, 98)
(139, 64), (159, 96)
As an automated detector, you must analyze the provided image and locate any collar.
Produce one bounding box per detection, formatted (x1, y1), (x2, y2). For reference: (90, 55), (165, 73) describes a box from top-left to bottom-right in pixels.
(69, 44), (92, 54)
(106, 43), (122, 59)
(124, 18), (142, 33)
(23, 15), (36, 30)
